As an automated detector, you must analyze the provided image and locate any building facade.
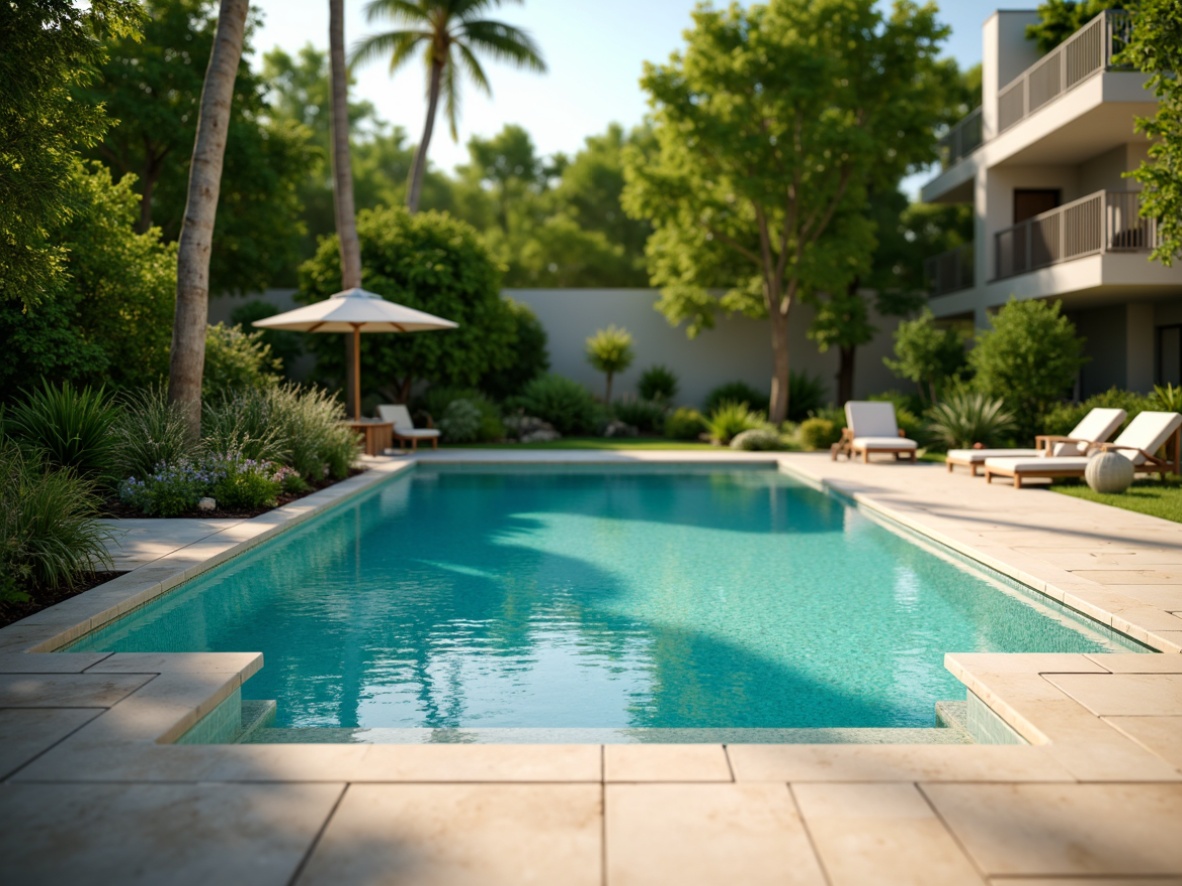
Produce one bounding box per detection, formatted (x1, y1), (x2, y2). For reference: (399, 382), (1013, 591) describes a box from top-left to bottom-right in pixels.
(921, 9), (1182, 396)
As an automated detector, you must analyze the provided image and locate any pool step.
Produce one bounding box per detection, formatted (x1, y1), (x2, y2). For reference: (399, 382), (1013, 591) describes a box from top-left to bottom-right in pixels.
(243, 723), (973, 745)
(236, 700), (278, 743)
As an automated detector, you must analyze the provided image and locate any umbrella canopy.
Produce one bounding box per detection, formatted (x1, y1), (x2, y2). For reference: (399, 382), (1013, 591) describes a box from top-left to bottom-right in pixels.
(253, 287), (458, 420)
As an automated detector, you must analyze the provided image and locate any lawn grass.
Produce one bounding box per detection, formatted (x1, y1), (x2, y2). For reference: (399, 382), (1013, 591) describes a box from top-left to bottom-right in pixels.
(442, 437), (720, 451)
(1051, 477), (1182, 524)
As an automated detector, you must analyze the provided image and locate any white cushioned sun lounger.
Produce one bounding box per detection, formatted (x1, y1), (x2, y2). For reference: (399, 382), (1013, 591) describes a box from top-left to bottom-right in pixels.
(983, 410), (1182, 488)
(946, 407), (1126, 476)
(832, 401), (917, 463)
(377, 404), (441, 451)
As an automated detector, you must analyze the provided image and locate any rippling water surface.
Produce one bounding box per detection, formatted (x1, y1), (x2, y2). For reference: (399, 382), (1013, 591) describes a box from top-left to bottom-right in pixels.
(71, 466), (1138, 731)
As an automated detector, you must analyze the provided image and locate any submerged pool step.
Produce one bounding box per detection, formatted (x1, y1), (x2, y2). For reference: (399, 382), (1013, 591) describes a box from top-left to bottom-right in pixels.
(242, 724), (973, 745)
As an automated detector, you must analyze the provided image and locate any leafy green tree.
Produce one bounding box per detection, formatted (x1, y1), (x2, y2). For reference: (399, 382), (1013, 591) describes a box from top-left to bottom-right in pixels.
(1026, 0), (1125, 54)
(229, 301), (303, 375)
(351, 0), (547, 213)
(884, 309), (968, 405)
(968, 298), (1087, 439)
(623, 0), (952, 423)
(82, 0), (314, 293)
(585, 326), (635, 403)
(0, 162), (176, 398)
(1125, 0), (1182, 266)
(298, 207), (515, 402)
(0, 0), (143, 307)
(478, 298), (549, 401)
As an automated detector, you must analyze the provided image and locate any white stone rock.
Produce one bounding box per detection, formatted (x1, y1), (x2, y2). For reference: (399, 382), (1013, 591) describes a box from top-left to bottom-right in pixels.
(197, 497), (217, 512)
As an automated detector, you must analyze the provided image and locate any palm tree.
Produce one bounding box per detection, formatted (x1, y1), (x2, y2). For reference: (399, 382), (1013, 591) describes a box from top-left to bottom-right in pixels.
(352, 0), (546, 213)
(168, 0), (249, 437)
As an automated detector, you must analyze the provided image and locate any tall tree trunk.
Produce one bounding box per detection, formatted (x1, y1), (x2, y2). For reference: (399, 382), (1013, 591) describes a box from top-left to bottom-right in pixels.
(837, 345), (855, 406)
(329, 0), (363, 416)
(769, 315), (790, 424)
(407, 60), (444, 214)
(167, 0), (248, 438)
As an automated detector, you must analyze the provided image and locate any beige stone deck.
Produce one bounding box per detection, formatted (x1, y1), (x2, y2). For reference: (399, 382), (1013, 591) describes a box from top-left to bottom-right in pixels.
(1, 450), (1179, 884)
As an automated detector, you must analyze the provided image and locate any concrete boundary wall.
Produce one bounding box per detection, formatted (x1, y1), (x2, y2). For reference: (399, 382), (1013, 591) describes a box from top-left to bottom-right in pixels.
(213, 288), (905, 409)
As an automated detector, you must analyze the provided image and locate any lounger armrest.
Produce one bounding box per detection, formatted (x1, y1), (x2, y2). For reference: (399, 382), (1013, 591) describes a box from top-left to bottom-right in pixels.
(1096, 442), (1156, 461)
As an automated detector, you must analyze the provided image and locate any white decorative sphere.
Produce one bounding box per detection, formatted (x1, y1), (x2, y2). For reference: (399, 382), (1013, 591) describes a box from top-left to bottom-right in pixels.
(1085, 451), (1134, 494)
(197, 496), (217, 512)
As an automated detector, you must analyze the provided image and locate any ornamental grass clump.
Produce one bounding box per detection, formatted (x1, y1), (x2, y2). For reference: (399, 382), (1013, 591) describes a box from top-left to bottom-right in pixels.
(5, 381), (121, 484)
(111, 385), (198, 482)
(264, 384), (359, 481)
(926, 389), (1016, 451)
(663, 407), (706, 441)
(0, 441), (111, 603)
(706, 400), (766, 445)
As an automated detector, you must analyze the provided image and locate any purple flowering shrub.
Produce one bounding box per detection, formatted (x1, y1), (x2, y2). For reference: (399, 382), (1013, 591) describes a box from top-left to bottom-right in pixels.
(119, 454), (291, 516)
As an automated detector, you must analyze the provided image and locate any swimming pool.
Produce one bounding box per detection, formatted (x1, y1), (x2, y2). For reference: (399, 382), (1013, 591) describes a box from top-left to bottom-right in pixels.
(70, 464), (1142, 740)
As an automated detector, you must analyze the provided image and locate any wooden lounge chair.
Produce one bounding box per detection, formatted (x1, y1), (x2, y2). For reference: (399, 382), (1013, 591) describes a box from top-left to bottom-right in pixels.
(983, 411), (1182, 488)
(377, 404), (440, 451)
(831, 401), (917, 463)
(946, 407), (1126, 476)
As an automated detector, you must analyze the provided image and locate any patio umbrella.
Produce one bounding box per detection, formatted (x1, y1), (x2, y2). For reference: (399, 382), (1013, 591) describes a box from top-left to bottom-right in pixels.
(253, 287), (458, 421)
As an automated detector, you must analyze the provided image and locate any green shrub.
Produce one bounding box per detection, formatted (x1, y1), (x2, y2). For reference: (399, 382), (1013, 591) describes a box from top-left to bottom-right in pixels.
(798, 417), (841, 451)
(5, 381), (120, 483)
(479, 297), (550, 401)
(612, 396), (667, 434)
(704, 381), (767, 416)
(664, 407), (706, 440)
(518, 374), (600, 435)
(229, 301), (303, 375)
(111, 385), (197, 481)
(637, 365), (679, 403)
(730, 428), (789, 451)
(267, 384), (359, 481)
(969, 298), (1086, 439)
(0, 442), (111, 603)
(203, 323), (282, 396)
(585, 325), (635, 402)
(439, 399), (483, 443)
(1154, 383), (1182, 412)
(706, 401), (766, 445)
(119, 454), (288, 516)
(202, 390), (290, 464)
(926, 389), (1016, 451)
(210, 459), (283, 510)
(787, 372), (826, 422)
(1042, 387), (1153, 438)
(884, 309), (968, 404)
(419, 387), (503, 442)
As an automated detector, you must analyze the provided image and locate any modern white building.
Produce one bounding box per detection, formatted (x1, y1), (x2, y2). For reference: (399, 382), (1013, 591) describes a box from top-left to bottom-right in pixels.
(921, 9), (1182, 395)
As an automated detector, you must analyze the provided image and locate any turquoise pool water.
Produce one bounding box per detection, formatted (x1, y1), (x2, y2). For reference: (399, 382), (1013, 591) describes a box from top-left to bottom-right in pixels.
(70, 465), (1141, 736)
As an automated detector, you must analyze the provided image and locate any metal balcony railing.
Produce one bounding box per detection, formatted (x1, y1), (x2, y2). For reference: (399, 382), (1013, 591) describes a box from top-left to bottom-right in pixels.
(997, 10), (1132, 134)
(992, 190), (1156, 280)
(937, 107), (983, 171)
(925, 244), (975, 297)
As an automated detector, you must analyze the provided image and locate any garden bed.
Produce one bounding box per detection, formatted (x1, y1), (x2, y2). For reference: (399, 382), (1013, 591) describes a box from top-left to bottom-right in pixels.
(98, 467), (367, 520)
(0, 571), (126, 630)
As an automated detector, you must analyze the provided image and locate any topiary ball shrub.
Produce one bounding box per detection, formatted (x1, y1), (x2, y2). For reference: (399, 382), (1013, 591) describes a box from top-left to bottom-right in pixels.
(637, 365), (679, 403)
(704, 381), (767, 416)
(664, 407), (706, 441)
(730, 428), (788, 451)
(798, 417), (841, 451)
(518, 374), (600, 435)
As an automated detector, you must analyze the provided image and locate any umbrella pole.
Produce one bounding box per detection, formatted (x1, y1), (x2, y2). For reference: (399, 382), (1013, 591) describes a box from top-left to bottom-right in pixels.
(352, 324), (362, 421)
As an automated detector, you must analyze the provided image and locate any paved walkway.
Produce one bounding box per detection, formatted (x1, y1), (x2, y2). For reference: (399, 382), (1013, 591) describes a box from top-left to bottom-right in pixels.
(0, 451), (1179, 884)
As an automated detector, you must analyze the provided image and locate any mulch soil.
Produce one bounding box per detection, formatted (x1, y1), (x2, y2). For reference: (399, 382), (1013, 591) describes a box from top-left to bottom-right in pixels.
(3, 469), (369, 630)
(1, 571), (127, 630)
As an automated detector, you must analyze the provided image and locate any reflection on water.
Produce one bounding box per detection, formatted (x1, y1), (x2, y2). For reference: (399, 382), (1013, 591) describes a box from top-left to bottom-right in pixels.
(71, 467), (1139, 731)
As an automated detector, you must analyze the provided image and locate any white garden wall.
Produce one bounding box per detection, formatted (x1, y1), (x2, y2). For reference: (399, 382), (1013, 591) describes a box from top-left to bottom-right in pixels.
(214, 288), (905, 409)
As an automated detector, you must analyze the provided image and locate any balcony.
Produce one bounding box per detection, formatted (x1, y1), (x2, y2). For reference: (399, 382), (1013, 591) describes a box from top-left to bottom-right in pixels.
(993, 190), (1156, 281)
(925, 244), (974, 297)
(997, 10), (1132, 134)
(937, 107), (982, 171)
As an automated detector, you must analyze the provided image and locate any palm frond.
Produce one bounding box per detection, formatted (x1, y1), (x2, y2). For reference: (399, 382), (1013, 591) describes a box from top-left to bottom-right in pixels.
(363, 0), (429, 26)
(457, 19), (546, 71)
(350, 29), (430, 71)
(455, 42), (491, 96)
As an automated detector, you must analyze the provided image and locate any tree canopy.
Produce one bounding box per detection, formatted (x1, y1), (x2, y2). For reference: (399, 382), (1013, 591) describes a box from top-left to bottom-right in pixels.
(0, 0), (143, 307)
(623, 0), (954, 421)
